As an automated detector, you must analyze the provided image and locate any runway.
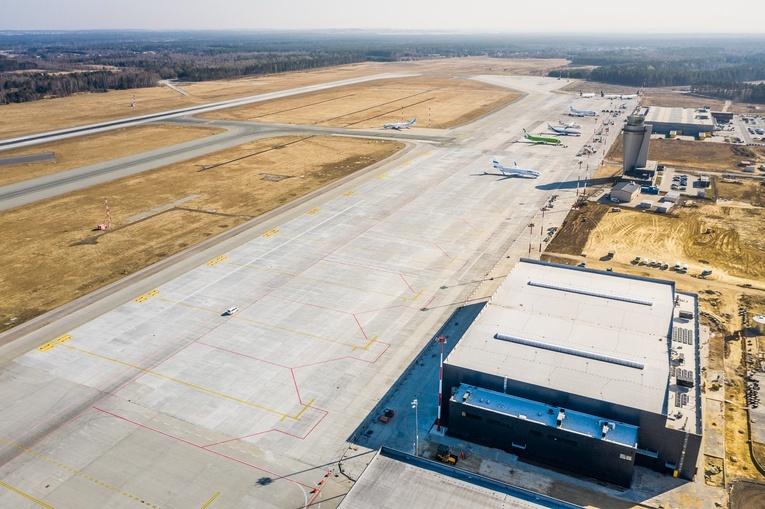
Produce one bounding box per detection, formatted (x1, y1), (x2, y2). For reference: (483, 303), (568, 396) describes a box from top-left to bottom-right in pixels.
(0, 118), (451, 212)
(0, 72), (416, 151)
(0, 76), (624, 508)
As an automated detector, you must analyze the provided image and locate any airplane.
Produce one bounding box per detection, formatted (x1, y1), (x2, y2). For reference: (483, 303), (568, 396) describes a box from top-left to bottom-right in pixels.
(523, 128), (562, 145)
(558, 119), (582, 129)
(580, 90), (595, 98)
(620, 92), (639, 99)
(548, 123), (581, 136)
(601, 91), (619, 100)
(569, 105), (597, 117)
(383, 117), (416, 130)
(490, 159), (541, 179)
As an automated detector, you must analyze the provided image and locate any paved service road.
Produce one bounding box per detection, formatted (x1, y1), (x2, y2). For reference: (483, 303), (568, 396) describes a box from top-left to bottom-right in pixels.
(0, 76), (621, 509)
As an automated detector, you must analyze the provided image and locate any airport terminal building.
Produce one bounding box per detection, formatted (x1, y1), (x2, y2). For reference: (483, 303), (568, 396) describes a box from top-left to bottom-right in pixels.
(442, 259), (702, 487)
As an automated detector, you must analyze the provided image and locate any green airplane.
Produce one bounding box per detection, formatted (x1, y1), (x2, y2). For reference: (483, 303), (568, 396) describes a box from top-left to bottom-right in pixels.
(523, 128), (562, 146)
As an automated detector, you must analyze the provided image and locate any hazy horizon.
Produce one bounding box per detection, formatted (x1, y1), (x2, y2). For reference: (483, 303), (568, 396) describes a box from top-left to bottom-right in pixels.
(3, 1), (763, 34)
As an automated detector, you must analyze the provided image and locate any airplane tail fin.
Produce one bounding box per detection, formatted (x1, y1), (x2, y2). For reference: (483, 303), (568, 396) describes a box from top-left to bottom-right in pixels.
(600, 91), (604, 97)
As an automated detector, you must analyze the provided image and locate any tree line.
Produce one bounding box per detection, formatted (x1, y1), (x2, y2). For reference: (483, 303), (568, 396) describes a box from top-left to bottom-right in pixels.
(3, 31), (765, 104)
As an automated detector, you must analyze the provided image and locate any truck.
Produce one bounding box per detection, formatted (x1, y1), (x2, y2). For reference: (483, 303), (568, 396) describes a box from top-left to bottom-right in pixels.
(641, 186), (659, 195)
(436, 444), (458, 465)
(378, 408), (395, 423)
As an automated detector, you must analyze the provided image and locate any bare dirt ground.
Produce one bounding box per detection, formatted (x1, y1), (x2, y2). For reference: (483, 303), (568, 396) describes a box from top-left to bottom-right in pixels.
(0, 136), (403, 333)
(0, 57), (567, 139)
(543, 178), (765, 493)
(0, 124), (224, 187)
(199, 75), (519, 129)
(606, 133), (765, 173)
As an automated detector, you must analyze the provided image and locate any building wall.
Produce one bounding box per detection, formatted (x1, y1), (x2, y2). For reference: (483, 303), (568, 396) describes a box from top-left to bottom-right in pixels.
(448, 398), (636, 487)
(623, 116), (652, 174)
(443, 364), (700, 481)
(611, 187), (639, 202)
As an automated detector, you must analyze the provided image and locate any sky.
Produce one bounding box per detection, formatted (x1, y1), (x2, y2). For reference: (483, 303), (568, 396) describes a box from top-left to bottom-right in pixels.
(3, 0), (764, 33)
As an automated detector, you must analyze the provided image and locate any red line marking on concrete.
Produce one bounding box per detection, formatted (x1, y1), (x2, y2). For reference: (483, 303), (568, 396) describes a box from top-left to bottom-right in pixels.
(92, 407), (313, 489)
(399, 274), (414, 293)
(352, 314), (370, 341)
(460, 218), (480, 232)
(434, 243), (451, 258)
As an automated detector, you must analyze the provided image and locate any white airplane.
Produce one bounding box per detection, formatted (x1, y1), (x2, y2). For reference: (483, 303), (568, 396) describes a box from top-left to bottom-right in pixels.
(558, 119), (582, 129)
(570, 105), (597, 117)
(620, 92), (639, 99)
(383, 117), (416, 130)
(601, 91), (619, 100)
(580, 90), (595, 98)
(548, 123), (581, 136)
(489, 159), (541, 179)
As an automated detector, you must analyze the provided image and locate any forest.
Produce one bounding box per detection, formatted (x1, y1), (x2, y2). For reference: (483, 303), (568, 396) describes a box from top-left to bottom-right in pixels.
(2, 30), (765, 104)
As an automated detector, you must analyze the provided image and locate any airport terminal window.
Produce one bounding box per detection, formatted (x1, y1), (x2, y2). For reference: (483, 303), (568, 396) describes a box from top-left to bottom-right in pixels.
(465, 412), (483, 421)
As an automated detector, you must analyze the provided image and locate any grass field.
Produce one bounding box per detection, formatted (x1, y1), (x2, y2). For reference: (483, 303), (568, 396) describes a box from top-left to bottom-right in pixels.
(0, 136), (404, 333)
(199, 75), (520, 129)
(0, 124), (225, 187)
(0, 57), (567, 139)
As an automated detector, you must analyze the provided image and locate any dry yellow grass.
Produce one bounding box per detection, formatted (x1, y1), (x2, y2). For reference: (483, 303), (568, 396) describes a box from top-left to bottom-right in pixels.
(0, 124), (224, 187)
(0, 135), (403, 332)
(199, 75), (520, 129)
(0, 57), (567, 139)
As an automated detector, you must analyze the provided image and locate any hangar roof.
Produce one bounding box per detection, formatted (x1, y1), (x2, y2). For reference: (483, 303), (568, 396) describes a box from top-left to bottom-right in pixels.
(642, 106), (715, 128)
(338, 446), (583, 509)
(445, 259), (675, 415)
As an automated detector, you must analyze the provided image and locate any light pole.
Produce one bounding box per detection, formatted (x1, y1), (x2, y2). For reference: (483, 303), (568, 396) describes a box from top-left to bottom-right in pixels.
(411, 398), (419, 456)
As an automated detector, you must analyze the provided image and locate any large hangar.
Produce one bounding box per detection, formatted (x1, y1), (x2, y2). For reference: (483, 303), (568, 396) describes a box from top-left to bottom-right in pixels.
(641, 106), (715, 138)
(441, 259), (702, 487)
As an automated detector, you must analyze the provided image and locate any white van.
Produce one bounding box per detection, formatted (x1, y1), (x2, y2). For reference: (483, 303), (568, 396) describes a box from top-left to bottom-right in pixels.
(224, 307), (239, 316)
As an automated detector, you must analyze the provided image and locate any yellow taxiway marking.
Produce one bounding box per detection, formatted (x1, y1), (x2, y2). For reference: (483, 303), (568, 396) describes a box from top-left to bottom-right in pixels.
(200, 491), (221, 509)
(377, 173), (388, 179)
(0, 438), (161, 508)
(262, 229), (279, 238)
(55, 343), (310, 421)
(306, 208), (321, 215)
(0, 481), (54, 508)
(53, 334), (72, 344)
(134, 290), (159, 303)
(281, 398), (316, 422)
(206, 256), (227, 267)
(343, 190), (355, 196)
(37, 343), (56, 352)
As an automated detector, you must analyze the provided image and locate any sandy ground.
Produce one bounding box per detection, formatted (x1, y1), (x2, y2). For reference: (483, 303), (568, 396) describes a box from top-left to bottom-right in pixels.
(0, 136), (403, 333)
(0, 124), (224, 187)
(199, 75), (519, 129)
(543, 177), (765, 491)
(0, 57), (568, 139)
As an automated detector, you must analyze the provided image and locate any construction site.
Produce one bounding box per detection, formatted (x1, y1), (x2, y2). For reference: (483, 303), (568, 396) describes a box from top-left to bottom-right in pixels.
(0, 56), (764, 508)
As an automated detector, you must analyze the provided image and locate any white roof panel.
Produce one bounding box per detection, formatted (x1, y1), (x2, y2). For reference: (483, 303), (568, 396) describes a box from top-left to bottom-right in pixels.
(446, 260), (675, 414)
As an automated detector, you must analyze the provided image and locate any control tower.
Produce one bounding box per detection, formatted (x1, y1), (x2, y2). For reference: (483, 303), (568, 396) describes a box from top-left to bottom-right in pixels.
(623, 115), (652, 177)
